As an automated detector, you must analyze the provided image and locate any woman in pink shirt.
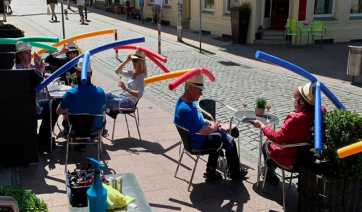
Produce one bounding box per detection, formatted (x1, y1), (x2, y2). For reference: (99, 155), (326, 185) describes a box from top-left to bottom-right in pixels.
(252, 83), (326, 185)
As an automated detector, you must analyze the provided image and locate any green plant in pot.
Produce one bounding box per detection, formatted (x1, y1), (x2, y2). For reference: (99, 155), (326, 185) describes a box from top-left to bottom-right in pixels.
(298, 109), (362, 211)
(70, 73), (78, 87)
(229, 2), (252, 44)
(254, 97), (266, 117)
(0, 185), (48, 211)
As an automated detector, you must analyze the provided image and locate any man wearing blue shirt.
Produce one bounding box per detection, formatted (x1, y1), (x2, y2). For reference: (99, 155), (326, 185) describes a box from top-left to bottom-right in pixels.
(56, 58), (106, 151)
(139, 0), (144, 24)
(174, 75), (248, 180)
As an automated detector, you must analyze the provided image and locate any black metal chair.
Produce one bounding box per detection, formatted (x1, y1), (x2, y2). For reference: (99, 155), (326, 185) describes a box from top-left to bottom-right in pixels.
(105, 89), (141, 143)
(64, 113), (105, 172)
(174, 125), (226, 192)
(197, 98), (240, 157)
(262, 141), (312, 212)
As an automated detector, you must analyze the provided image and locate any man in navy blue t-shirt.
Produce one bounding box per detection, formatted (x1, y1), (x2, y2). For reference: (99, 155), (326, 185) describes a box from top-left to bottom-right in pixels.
(173, 75), (248, 181)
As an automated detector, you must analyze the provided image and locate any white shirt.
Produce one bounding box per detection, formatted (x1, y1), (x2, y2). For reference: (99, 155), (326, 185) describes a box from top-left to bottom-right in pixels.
(77, 0), (84, 6)
(155, 0), (163, 8)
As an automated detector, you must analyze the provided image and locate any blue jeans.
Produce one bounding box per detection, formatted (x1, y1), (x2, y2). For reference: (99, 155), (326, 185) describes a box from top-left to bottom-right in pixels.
(37, 99), (59, 143)
(262, 143), (276, 178)
(106, 92), (135, 109)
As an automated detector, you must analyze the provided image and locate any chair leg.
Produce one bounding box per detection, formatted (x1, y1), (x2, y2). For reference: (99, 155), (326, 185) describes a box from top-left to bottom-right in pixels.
(134, 114), (141, 140)
(174, 150), (185, 178)
(111, 118), (116, 144)
(137, 108), (140, 126)
(237, 136), (240, 163)
(188, 155), (200, 192)
(124, 114), (131, 138)
(65, 136), (70, 173)
(222, 156), (227, 185)
(282, 169), (286, 212)
(320, 35), (323, 48)
(262, 165), (268, 190)
(97, 135), (101, 160)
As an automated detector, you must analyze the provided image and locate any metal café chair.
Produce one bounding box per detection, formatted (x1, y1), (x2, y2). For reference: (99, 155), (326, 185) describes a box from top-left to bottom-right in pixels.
(197, 98), (241, 159)
(105, 89), (141, 143)
(262, 141), (312, 212)
(285, 19), (300, 48)
(64, 113), (105, 173)
(311, 20), (327, 48)
(174, 125), (227, 191)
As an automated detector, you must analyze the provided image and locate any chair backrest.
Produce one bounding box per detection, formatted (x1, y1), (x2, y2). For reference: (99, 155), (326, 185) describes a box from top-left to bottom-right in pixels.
(293, 144), (314, 171)
(198, 99), (216, 121)
(289, 19), (298, 31)
(175, 125), (192, 152)
(312, 20), (324, 31)
(68, 114), (98, 138)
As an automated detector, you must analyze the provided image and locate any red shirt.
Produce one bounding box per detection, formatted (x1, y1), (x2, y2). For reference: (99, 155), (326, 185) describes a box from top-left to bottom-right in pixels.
(263, 107), (325, 167)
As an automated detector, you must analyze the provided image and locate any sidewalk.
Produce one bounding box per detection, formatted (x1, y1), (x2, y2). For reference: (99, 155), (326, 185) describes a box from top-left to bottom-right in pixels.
(1, 8), (296, 212)
(2, 1), (362, 211)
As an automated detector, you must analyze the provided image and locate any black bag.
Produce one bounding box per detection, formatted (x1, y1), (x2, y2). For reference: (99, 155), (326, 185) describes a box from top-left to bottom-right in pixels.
(218, 126), (234, 151)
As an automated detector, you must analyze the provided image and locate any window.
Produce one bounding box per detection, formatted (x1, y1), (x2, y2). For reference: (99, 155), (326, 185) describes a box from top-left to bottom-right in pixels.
(314, 0), (334, 18)
(164, 0), (172, 6)
(225, 0), (240, 14)
(203, 0), (215, 12)
(149, 0), (171, 6)
(350, 0), (362, 17)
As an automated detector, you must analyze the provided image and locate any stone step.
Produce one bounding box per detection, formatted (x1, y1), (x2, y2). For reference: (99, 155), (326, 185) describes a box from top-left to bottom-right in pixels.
(261, 34), (285, 40)
(263, 30), (285, 36)
(254, 39), (286, 45)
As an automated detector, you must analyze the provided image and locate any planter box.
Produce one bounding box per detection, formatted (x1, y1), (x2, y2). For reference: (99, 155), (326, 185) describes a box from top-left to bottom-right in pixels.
(298, 167), (362, 212)
(230, 10), (250, 44)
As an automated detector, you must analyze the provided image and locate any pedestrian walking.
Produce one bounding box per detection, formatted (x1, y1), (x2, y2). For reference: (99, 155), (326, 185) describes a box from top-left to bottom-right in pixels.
(126, 0), (130, 20)
(47, 0), (58, 22)
(4, 0), (12, 14)
(84, 0), (89, 22)
(152, 0), (163, 25)
(77, 0), (88, 25)
(139, 0), (144, 24)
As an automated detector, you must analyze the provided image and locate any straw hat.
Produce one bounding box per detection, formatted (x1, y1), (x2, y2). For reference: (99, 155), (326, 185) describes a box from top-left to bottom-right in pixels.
(298, 82), (314, 105)
(186, 74), (204, 90)
(16, 42), (32, 53)
(75, 58), (92, 72)
(130, 50), (146, 60)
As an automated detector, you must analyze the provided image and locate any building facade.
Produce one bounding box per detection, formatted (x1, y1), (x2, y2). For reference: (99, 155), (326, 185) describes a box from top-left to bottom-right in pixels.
(130, 0), (362, 44)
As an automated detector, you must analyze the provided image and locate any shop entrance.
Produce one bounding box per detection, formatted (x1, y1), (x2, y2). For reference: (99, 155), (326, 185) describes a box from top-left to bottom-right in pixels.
(263, 0), (289, 30)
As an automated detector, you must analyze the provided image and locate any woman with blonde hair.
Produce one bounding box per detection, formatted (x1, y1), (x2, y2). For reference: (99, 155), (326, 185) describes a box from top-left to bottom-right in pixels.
(106, 50), (147, 109)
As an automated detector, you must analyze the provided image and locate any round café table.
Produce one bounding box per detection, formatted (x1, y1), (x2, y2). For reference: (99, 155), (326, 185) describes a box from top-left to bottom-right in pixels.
(229, 109), (279, 187)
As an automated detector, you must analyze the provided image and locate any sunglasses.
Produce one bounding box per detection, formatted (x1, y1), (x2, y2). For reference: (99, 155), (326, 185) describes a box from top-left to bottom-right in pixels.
(132, 59), (138, 63)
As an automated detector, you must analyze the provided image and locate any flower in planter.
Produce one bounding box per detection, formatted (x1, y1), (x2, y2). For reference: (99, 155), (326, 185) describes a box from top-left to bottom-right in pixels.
(254, 97), (267, 109)
(71, 73), (78, 85)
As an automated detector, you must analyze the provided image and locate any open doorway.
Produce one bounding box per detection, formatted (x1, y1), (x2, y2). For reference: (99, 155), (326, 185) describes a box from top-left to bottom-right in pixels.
(263, 0), (289, 30)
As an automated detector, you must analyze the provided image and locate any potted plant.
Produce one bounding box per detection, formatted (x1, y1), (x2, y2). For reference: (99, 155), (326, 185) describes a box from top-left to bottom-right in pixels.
(114, 5), (122, 14)
(0, 185), (48, 211)
(229, 2), (251, 44)
(70, 73), (78, 87)
(299, 109), (362, 211)
(254, 97), (266, 117)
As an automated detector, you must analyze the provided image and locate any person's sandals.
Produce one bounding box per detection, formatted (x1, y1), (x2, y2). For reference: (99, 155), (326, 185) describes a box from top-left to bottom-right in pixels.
(228, 167), (248, 180)
(102, 129), (109, 137)
(203, 167), (222, 181)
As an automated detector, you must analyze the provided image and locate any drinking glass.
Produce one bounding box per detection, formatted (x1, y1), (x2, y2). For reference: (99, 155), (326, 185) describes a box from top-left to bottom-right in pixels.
(266, 103), (271, 122)
(243, 101), (248, 118)
(59, 80), (65, 91)
(65, 72), (71, 85)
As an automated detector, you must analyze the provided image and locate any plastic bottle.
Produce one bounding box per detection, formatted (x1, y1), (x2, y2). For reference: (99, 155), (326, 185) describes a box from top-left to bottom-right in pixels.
(87, 158), (107, 212)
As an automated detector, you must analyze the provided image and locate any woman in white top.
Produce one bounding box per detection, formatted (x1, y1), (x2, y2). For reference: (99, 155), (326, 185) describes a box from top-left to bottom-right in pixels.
(106, 50), (147, 109)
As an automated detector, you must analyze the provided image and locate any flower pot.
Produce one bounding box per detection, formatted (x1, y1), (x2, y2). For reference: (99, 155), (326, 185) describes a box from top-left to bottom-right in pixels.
(114, 7), (122, 14)
(255, 108), (265, 117)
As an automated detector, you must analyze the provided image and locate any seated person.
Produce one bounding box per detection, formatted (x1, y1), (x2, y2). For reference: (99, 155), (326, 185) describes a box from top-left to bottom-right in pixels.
(13, 41), (59, 149)
(106, 50), (147, 110)
(252, 83), (326, 185)
(56, 58), (106, 152)
(174, 74), (248, 180)
(44, 41), (79, 85)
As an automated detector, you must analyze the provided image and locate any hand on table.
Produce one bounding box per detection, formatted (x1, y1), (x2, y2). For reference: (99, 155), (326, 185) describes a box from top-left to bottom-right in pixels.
(252, 120), (265, 129)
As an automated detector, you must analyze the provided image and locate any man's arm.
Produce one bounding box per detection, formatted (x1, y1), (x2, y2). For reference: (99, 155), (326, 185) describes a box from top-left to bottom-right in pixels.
(199, 120), (218, 135)
(56, 105), (65, 116)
